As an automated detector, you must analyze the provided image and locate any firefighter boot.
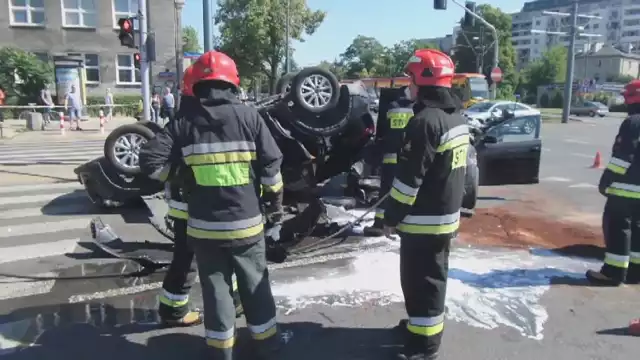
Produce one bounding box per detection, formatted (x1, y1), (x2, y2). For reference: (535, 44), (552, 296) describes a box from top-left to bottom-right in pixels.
(625, 263), (640, 284)
(162, 310), (204, 327)
(364, 219), (385, 237)
(585, 269), (623, 286)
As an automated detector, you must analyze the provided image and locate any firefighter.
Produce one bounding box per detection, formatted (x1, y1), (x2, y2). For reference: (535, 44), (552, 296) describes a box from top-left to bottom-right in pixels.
(585, 79), (640, 286)
(139, 50), (284, 360)
(364, 86), (414, 236)
(382, 49), (468, 360)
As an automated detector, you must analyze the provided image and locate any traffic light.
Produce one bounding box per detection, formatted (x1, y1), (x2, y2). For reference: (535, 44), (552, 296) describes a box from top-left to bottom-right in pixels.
(464, 2), (476, 27)
(117, 17), (136, 48)
(133, 53), (141, 69)
(434, 0), (447, 10)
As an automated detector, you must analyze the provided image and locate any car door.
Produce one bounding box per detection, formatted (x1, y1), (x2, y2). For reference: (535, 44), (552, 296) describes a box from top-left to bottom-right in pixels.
(475, 114), (542, 186)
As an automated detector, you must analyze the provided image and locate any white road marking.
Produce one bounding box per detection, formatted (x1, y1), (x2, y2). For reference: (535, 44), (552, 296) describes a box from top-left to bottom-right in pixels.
(0, 219), (91, 238)
(0, 238), (80, 264)
(541, 147), (551, 152)
(0, 191), (84, 206)
(570, 152), (594, 159)
(0, 150), (102, 160)
(568, 183), (598, 189)
(0, 202), (89, 220)
(541, 176), (572, 182)
(0, 275), (57, 302)
(564, 138), (589, 145)
(0, 182), (81, 194)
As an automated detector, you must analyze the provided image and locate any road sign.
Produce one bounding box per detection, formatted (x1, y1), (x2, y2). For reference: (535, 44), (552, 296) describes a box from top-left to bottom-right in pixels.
(490, 67), (502, 82)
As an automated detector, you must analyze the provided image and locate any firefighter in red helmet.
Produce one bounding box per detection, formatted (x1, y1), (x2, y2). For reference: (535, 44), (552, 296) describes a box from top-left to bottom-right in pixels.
(586, 79), (640, 286)
(139, 50), (285, 360)
(382, 49), (468, 360)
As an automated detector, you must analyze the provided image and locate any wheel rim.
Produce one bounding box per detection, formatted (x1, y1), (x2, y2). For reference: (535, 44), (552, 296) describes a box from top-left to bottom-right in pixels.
(524, 120), (534, 133)
(112, 133), (146, 169)
(299, 74), (333, 109)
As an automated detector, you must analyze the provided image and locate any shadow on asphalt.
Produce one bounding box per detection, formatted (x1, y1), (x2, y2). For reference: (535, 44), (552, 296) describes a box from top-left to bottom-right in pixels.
(596, 327), (638, 337)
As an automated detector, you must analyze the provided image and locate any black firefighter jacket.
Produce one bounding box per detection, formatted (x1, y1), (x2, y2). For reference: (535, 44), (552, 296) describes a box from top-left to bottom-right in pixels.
(383, 96), (469, 237)
(380, 98), (414, 165)
(139, 89), (284, 246)
(599, 114), (640, 201)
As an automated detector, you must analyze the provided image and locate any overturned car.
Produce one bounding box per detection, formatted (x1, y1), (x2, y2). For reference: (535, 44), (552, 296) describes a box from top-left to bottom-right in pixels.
(75, 68), (542, 266)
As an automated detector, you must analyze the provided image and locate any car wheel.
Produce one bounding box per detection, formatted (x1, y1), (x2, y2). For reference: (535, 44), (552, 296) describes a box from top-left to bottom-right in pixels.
(520, 118), (535, 134)
(104, 124), (156, 175)
(276, 72), (297, 94)
(462, 146), (478, 210)
(589, 110), (596, 117)
(599, 114), (606, 117)
(290, 67), (340, 114)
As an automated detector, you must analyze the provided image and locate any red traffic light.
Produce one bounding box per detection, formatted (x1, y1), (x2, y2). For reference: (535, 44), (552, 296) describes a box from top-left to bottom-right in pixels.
(134, 53), (140, 61)
(118, 17), (133, 33)
(123, 20), (131, 30)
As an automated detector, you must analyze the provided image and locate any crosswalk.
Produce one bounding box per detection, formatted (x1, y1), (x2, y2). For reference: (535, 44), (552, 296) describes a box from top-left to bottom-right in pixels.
(0, 139), (105, 165)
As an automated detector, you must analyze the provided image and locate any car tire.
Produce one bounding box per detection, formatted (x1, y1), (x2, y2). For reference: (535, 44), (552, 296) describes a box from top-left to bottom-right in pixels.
(462, 146), (478, 210)
(276, 72), (297, 94)
(290, 67), (340, 114)
(289, 83), (353, 137)
(104, 123), (156, 175)
(599, 114), (605, 118)
(520, 118), (535, 134)
(589, 111), (596, 117)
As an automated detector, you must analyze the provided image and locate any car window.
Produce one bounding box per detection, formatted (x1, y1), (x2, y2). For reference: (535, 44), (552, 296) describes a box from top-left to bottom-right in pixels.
(485, 115), (540, 142)
(466, 101), (497, 112)
(515, 104), (529, 111)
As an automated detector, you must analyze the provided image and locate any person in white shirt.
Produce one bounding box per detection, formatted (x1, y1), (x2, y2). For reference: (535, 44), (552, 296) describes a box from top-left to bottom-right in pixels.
(104, 88), (114, 122)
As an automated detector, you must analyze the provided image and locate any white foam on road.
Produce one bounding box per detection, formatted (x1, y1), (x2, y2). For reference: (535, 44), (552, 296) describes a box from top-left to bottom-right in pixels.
(0, 238), (80, 264)
(0, 219), (91, 238)
(0, 191), (84, 206)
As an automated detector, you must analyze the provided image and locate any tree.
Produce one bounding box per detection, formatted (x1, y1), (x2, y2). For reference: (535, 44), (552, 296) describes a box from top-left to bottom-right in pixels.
(339, 35), (386, 78)
(0, 47), (53, 104)
(521, 46), (567, 98)
(215, 0), (326, 93)
(385, 39), (439, 76)
(182, 26), (201, 53)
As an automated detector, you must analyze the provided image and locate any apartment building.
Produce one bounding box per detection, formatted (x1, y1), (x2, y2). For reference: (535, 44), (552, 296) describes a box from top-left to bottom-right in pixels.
(0, 0), (178, 95)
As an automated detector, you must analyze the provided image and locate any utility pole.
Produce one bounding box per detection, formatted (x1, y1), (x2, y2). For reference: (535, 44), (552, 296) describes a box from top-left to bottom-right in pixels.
(451, 0), (500, 99)
(531, 0), (601, 123)
(203, 0), (212, 51)
(174, 0), (185, 109)
(284, 0), (291, 73)
(139, 0), (151, 122)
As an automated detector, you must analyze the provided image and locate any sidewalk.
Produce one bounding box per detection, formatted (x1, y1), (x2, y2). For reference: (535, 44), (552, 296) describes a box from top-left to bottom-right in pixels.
(0, 116), (137, 142)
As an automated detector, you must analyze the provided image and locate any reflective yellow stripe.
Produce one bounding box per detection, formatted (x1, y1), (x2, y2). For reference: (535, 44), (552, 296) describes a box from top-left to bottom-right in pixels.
(606, 157), (631, 175)
(631, 252), (640, 264)
(375, 208), (385, 219)
(397, 212), (460, 235)
(184, 151), (256, 165)
(261, 172), (284, 192)
(167, 200), (188, 219)
(205, 328), (235, 349)
(390, 178), (420, 205)
(150, 163), (171, 181)
(187, 214), (264, 240)
(159, 289), (189, 308)
(248, 317), (277, 340)
(437, 124), (470, 153)
(388, 110), (412, 129)
(406, 314), (445, 337)
(190, 163), (251, 187)
(383, 153), (397, 164)
(605, 182), (640, 199)
(604, 252), (630, 269)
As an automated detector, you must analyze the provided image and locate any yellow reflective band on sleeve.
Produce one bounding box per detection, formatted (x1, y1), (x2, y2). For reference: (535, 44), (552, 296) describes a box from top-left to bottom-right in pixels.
(390, 178), (420, 205)
(261, 172), (284, 192)
(383, 153), (398, 164)
(205, 328), (235, 349)
(406, 314), (445, 337)
(397, 212), (460, 235)
(375, 208), (385, 219)
(191, 163), (250, 187)
(150, 164), (171, 181)
(606, 157), (631, 175)
(605, 182), (640, 199)
(248, 317), (278, 340)
(187, 214), (264, 240)
(388, 111), (412, 129)
(167, 200), (188, 220)
(437, 124), (470, 153)
(159, 289), (189, 308)
(604, 252), (630, 268)
(631, 252), (640, 264)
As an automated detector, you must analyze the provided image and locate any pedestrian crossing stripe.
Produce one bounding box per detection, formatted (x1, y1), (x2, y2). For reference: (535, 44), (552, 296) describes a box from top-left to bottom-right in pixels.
(0, 139), (104, 166)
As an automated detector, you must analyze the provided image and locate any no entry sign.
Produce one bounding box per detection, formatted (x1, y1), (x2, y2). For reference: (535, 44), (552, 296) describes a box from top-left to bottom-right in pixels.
(490, 67), (503, 82)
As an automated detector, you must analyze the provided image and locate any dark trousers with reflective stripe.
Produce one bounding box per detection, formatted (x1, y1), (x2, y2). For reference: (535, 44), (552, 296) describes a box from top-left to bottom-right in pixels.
(601, 197), (640, 281)
(374, 163), (396, 226)
(190, 238), (278, 360)
(159, 219), (196, 320)
(400, 233), (451, 356)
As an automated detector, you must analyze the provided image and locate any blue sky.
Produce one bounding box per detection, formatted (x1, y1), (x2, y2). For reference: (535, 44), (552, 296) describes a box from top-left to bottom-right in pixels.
(183, 0), (526, 66)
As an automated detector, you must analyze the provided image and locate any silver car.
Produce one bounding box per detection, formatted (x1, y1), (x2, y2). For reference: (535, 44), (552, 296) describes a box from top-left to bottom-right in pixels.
(570, 101), (609, 117)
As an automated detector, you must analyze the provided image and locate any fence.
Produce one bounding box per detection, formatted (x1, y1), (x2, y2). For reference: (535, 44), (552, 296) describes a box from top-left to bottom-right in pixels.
(0, 103), (140, 120)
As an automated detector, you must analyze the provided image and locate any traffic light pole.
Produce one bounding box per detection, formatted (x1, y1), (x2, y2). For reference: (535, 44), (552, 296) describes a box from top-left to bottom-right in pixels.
(138, 0), (151, 122)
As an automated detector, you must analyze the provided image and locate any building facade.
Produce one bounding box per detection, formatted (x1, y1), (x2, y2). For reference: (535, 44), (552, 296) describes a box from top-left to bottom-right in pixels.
(0, 0), (178, 96)
(573, 44), (640, 81)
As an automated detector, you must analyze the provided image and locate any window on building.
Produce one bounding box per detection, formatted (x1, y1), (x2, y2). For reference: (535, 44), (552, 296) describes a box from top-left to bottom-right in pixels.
(62, 0), (97, 27)
(535, 20), (541, 26)
(31, 52), (49, 64)
(113, 0), (139, 29)
(9, 0), (45, 26)
(116, 54), (141, 84)
(68, 53), (101, 83)
(594, 24), (599, 29)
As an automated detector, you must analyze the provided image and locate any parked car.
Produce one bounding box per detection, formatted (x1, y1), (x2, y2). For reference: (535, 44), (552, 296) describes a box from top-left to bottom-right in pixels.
(570, 101), (609, 117)
(463, 100), (540, 134)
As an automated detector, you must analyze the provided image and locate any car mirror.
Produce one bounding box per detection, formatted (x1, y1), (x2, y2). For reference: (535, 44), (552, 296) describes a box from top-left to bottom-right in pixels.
(483, 135), (499, 144)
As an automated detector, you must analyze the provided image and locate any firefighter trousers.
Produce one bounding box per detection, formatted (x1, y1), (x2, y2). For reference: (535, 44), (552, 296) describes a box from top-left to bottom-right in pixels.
(374, 163), (396, 226)
(399, 233), (451, 356)
(189, 237), (279, 360)
(600, 197), (640, 282)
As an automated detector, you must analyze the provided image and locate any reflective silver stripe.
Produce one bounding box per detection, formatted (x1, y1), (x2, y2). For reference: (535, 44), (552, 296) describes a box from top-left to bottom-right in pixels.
(383, 153), (397, 161)
(261, 172), (282, 185)
(439, 124), (469, 144)
(168, 199), (188, 210)
(161, 289), (188, 301)
(188, 214), (263, 231)
(164, 182), (172, 199)
(409, 313), (445, 326)
(248, 317), (277, 334)
(631, 252), (640, 258)
(605, 252), (629, 262)
(205, 327), (235, 340)
(402, 212), (460, 225)
(149, 164), (171, 180)
(182, 141), (256, 156)
(387, 108), (413, 115)
(375, 209), (385, 215)
(609, 157), (631, 169)
(609, 182), (640, 192)
(392, 178), (419, 196)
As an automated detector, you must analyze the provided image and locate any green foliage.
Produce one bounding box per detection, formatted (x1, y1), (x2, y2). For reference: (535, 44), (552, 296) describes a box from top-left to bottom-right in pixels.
(215, 0), (326, 93)
(551, 92), (563, 108)
(521, 46), (567, 96)
(182, 26), (201, 53)
(607, 74), (634, 83)
(0, 47), (53, 105)
(539, 93), (550, 108)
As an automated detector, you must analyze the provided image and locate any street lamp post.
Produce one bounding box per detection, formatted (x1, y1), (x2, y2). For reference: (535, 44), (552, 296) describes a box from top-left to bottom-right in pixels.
(174, 0), (185, 109)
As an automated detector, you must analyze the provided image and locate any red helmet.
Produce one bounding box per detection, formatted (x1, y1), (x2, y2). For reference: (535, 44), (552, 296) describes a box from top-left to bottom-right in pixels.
(622, 79), (640, 105)
(404, 49), (455, 88)
(181, 65), (194, 97)
(191, 50), (240, 93)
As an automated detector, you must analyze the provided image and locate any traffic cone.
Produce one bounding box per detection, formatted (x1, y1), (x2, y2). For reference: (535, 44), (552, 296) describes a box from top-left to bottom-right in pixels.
(99, 110), (105, 134)
(59, 112), (66, 135)
(591, 151), (602, 168)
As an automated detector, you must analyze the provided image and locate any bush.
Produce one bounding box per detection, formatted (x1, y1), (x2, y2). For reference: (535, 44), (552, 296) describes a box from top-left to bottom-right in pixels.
(86, 95), (141, 117)
(551, 92), (563, 108)
(539, 93), (550, 108)
(609, 103), (626, 112)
